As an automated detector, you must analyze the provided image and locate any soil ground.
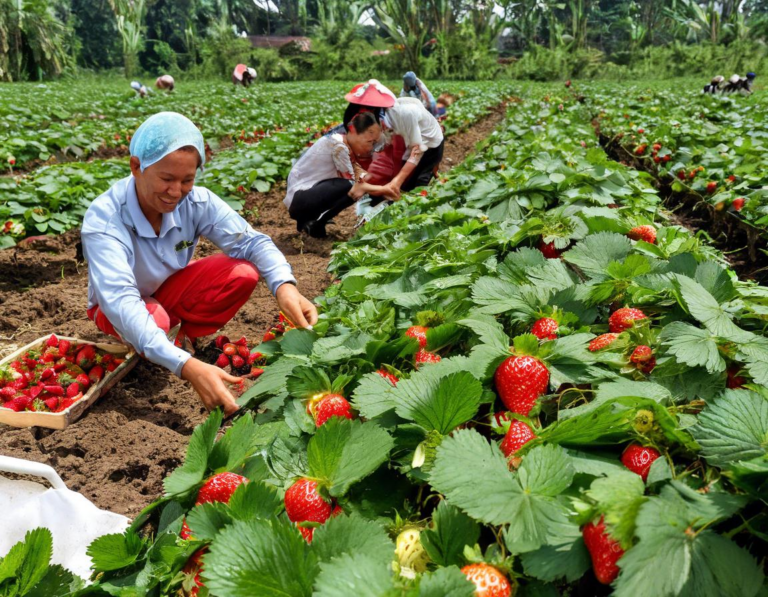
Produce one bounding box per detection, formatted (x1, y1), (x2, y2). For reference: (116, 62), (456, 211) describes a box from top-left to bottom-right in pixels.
(0, 105), (506, 518)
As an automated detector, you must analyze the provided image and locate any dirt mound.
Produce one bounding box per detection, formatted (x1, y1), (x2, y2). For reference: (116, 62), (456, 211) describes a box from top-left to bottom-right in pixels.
(0, 105), (506, 517)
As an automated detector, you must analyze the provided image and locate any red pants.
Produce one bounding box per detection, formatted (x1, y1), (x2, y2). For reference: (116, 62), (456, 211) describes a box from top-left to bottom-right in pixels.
(87, 254), (259, 341)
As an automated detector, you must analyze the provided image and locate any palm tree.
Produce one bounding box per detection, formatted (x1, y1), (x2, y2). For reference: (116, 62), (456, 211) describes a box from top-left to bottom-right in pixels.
(0, 0), (70, 82)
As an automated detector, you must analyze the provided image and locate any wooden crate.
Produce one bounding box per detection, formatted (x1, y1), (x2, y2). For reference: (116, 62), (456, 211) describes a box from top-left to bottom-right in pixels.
(0, 336), (138, 430)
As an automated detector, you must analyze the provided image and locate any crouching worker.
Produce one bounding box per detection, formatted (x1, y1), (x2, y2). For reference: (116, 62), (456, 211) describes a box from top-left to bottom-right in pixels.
(81, 112), (317, 416)
(284, 111), (400, 238)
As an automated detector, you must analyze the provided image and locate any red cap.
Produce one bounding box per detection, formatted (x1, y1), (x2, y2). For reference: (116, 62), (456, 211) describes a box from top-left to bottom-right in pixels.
(233, 64), (248, 81)
(344, 79), (396, 108)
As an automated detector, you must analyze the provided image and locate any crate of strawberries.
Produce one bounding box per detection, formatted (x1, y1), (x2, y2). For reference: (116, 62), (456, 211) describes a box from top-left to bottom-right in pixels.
(0, 334), (138, 430)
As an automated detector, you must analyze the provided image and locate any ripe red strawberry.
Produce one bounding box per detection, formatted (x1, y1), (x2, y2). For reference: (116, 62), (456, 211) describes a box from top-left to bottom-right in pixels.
(231, 355), (245, 369)
(88, 365), (104, 384)
(263, 330), (276, 342)
(284, 478), (332, 543)
(634, 144), (646, 155)
(405, 326), (429, 348)
(727, 175), (736, 183)
(500, 419), (536, 458)
(460, 563), (512, 597)
(627, 225), (656, 244)
(531, 317), (558, 340)
(314, 394), (353, 427)
(12, 377), (28, 391)
(214, 335), (230, 349)
(196, 472), (247, 505)
(1, 386), (17, 401)
(27, 385), (43, 399)
(652, 143), (662, 151)
(101, 354), (115, 365)
(76, 373), (90, 389)
(663, 154), (670, 162)
(608, 308), (647, 333)
(414, 349), (441, 367)
(583, 517), (624, 585)
(66, 383), (82, 398)
(44, 384), (64, 396)
(250, 366), (265, 378)
(630, 345), (653, 364)
(54, 397), (76, 412)
(75, 345), (96, 370)
(621, 444), (660, 481)
(40, 368), (55, 381)
(222, 343), (237, 356)
(248, 351), (264, 365)
(706, 181), (717, 194)
(2, 399), (22, 412)
(8, 395), (32, 411)
(726, 366), (746, 389)
(46, 334), (58, 348)
(234, 336), (248, 347)
(215, 353), (230, 368)
(494, 356), (549, 415)
(677, 169), (686, 181)
(538, 239), (562, 259)
(44, 397), (60, 411)
(733, 197), (745, 211)
(53, 362), (67, 373)
(237, 345), (250, 359)
(377, 369), (399, 385)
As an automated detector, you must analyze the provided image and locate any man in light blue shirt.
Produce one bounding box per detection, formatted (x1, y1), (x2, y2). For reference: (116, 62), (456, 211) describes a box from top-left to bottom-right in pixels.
(400, 71), (437, 116)
(82, 112), (317, 416)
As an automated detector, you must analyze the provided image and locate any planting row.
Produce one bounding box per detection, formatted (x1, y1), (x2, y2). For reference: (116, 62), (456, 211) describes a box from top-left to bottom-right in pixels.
(0, 80), (513, 171)
(588, 82), (768, 243)
(5, 86), (767, 596)
(0, 81), (515, 248)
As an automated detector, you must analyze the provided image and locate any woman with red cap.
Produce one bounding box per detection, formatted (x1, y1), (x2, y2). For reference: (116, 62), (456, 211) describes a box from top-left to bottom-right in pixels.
(232, 64), (257, 87)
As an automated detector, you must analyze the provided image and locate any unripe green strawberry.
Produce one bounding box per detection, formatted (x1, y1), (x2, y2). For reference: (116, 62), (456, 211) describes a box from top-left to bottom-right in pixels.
(627, 225), (656, 244)
(608, 308), (647, 333)
(583, 516), (624, 585)
(494, 355), (549, 415)
(621, 444), (660, 481)
(405, 326), (429, 348)
(588, 333), (619, 352)
(460, 563), (512, 597)
(531, 317), (558, 340)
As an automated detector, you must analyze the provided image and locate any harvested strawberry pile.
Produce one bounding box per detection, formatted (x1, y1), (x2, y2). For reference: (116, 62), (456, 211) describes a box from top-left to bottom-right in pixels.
(0, 334), (124, 414)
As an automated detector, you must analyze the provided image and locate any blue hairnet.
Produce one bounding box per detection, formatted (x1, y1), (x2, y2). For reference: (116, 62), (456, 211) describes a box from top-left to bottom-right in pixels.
(403, 71), (417, 88)
(129, 112), (205, 172)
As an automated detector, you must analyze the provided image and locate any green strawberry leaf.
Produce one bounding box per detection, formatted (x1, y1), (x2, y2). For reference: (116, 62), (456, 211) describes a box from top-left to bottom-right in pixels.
(458, 314), (509, 352)
(430, 430), (573, 551)
(312, 513), (394, 566)
(280, 328), (318, 356)
(87, 529), (145, 572)
(209, 412), (258, 471)
(163, 409), (222, 498)
(307, 418), (394, 497)
(312, 332), (372, 364)
(659, 322), (726, 374)
(350, 371), (399, 419)
(25, 564), (84, 597)
(691, 389), (768, 467)
(238, 357), (304, 407)
(694, 261), (736, 303)
(312, 553), (393, 597)
(286, 365), (332, 399)
(520, 515), (590, 583)
(185, 502), (233, 542)
(673, 275), (751, 341)
(0, 528), (53, 595)
(418, 566), (475, 597)
(586, 471), (647, 548)
(420, 501), (481, 567)
(563, 232), (632, 280)
(614, 484), (762, 597)
(392, 371), (483, 434)
(228, 480), (283, 521)
(204, 518), (317, 597)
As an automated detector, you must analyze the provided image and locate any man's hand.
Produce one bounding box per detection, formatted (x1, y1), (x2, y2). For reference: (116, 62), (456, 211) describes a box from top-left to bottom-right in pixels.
(181, 357), (241, 416)
(275, 283), (319, 329)
(381, 183), (401, 202)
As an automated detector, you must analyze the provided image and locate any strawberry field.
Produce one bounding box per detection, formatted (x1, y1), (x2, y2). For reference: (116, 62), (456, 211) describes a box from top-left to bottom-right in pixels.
(1, 80), (768, 596)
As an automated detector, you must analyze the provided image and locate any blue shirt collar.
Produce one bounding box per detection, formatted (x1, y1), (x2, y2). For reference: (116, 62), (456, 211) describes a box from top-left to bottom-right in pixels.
(126, 179), (182, 238)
